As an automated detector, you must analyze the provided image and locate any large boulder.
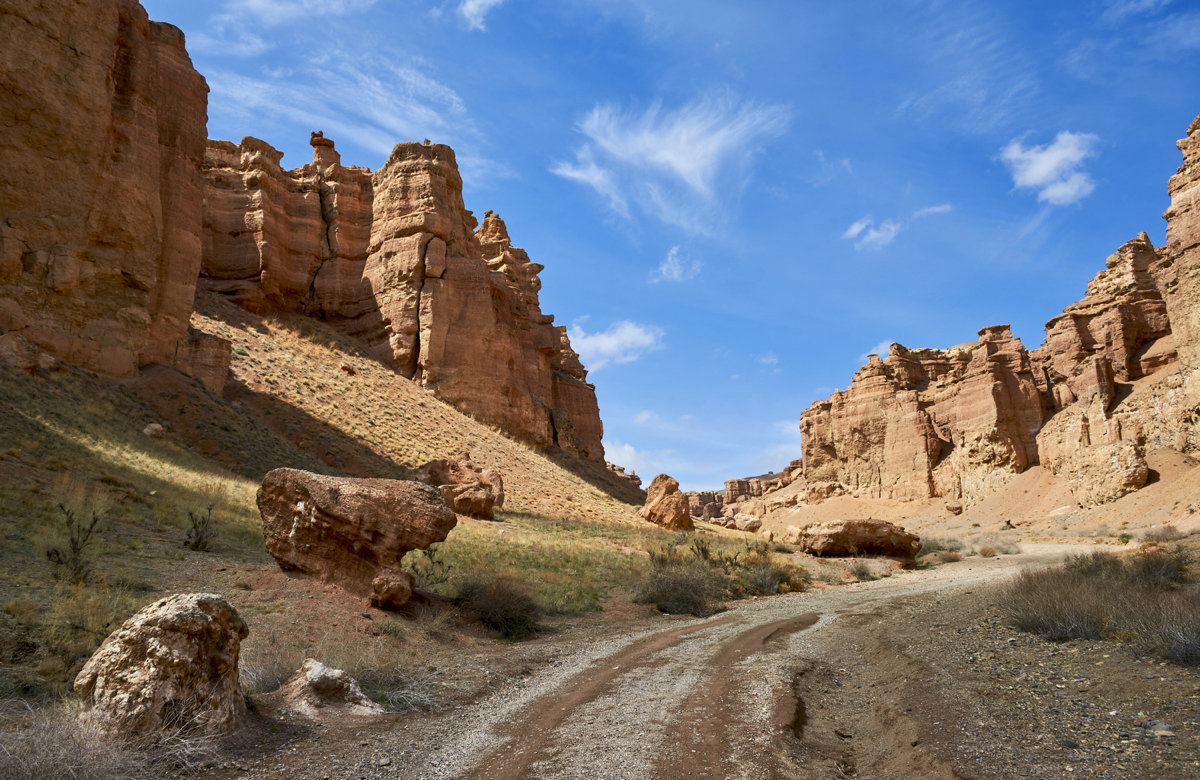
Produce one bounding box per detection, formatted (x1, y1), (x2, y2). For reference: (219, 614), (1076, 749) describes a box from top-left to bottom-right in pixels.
(257, 468), (457, 608)
(795, 519), (921, 559)
(417, 453), (505, 519)
(74, 594), (248, 737)
(259, 659), (385, 720)
(639, 474), (694, 531)
(1056, 440), (1150, 507)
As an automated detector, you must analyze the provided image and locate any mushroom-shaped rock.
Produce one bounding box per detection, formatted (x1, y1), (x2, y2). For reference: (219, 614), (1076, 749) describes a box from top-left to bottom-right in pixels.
(416, 453), (505, 519)
(639, 474), (694, 531)
(796, 519), (921, 559)
(261, 659), (385, 720)
(257, 468), (457, 608)
(74, 593), (248, 737)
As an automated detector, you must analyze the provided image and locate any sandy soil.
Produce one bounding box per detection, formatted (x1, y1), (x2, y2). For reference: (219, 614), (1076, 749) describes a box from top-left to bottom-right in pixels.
(192, 541), (1200, 780)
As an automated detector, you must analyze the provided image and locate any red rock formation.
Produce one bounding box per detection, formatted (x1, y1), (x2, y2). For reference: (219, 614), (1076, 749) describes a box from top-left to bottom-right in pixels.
(200, 138), (604, 462)
(799, 326), (1044, 505)
(795, 519), (921, 559)
(416, 452), (505, 520)
(1163, 114), (1200, 453)
(257, 468), (457, 609)
(639, 474), (694, 531)
(724, 478), (765, 505)
(0, 0), (213, 379)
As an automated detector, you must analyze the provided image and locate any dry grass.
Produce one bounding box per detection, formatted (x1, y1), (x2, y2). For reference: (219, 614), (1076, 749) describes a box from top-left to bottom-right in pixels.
(239, 629), (444, 712)
(1003, 547), (1200, 664)
(0, 699), (215, 779)
(455, 576), (544, 639)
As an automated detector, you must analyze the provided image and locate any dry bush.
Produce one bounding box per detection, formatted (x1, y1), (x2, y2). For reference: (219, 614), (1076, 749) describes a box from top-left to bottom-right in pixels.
(939, 550), (962, 563)
(455, 576), (544, 640)
(918, 537), (964, 557)
(850, 561), (879, 582)
(1141, 525), (1186, 544)
(183, 505), (214, 552)
(1003, 547), (1200, 664)
(979, 546), (998, 558)
(0, 699), (215, 779)
(634, 559), (725, 617)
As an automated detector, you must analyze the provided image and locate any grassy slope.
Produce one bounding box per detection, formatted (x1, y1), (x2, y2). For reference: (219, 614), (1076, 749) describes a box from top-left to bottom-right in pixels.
(0, 291), (706, 699)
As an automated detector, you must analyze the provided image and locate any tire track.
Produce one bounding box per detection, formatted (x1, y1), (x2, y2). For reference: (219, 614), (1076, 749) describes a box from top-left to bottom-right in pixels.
(469, 614), (738, 780)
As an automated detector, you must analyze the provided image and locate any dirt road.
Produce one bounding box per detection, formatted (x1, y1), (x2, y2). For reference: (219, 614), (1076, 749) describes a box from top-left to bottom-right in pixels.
(222, 545), (1084, 779)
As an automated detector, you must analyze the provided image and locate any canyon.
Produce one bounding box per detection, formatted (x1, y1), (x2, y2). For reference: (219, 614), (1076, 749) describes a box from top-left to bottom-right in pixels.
(0, 0), (605, 467)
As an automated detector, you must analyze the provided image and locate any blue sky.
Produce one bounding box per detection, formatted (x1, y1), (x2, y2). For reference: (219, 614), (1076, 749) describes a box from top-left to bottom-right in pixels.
(143, 0), (1200, 491)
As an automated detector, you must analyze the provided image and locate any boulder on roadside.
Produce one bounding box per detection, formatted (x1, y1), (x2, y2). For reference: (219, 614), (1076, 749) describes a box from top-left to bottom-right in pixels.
(416, 453), (505, 519)
(257, 468), (457, 609)
(796, 519), (921, 559)
(639, 474), (694, 531)
(259, 659), (385, 720)
(782, 525), (803, 545)
(74, 593), (248, 737)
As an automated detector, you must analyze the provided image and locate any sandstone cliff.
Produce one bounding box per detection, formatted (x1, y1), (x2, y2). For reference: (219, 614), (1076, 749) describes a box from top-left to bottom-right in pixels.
(783, 114), (1200, 509)
(0, 0), (212, 378)
(200, 136), (604, 462)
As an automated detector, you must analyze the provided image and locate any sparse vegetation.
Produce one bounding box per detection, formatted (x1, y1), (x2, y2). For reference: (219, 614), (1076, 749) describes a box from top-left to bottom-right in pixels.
(183, 504), (215, 552)
(1003, 547), (1200, 664)
(634, 557), (726, 616)
(979, 546), (997, 558)
(455, 576), (544, 639)
(918, 536), (965, 557)
(0, 699), (216, 780)
(1141, 525), (1186, 544)
(851, 561), (880, 581)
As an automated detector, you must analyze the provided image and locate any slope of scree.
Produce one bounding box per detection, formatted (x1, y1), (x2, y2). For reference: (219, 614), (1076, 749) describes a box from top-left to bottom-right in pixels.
(188, 290), (643, 521)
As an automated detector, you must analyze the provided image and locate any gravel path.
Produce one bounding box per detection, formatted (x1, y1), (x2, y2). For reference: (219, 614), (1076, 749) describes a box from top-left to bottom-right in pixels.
(211, 544), (1083, 779)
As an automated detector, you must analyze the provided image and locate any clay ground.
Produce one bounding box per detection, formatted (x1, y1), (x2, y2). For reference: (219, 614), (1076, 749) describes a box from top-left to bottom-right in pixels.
(198, 543), (1200, 780)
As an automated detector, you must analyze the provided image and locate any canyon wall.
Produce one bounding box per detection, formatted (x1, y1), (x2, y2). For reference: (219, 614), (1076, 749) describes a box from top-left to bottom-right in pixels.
(789, 115), (1200, 509)
(0, 0), (210, 377)
(199, 136), (604, 462)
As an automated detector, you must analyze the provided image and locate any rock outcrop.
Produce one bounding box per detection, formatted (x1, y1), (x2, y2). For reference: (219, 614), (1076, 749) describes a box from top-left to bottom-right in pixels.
(417, 453), (505, 520)
(0, 0), (218, 381)
(256, 468), (457, 609)
(760, 116), (1200, 512)
(799, 326), (1044, 505)
(261, 659), (385, 720)
(200, 138), (604, 462)
(793, 519), (921, 559)
(74, 593), (248, 736)
(639, 474), (694, 531)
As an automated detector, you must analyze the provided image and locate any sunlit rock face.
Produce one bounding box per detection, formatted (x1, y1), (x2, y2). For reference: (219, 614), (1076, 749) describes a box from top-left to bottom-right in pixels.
(0, 0), (209, 378)
(200, 138), (604, 462)
(795, 110), (1200, 509)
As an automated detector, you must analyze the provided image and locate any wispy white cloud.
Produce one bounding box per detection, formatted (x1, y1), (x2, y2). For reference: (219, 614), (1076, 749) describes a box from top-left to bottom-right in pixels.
(1101, 0), (1172, 22)
(204, 50), (495, 175)
(810, 149), (853, 185)
(841, 203), (952, 251)
(758, 353), (778, 365)
(568, 319), (665, 370)
(857, 340), (895, 362)
(1001, 131), (1099, 205)
(648, 246), (701, 283)
(1148, 11), (1200, 51)
(896, 2), (1037, 131)
(634, 410), (659, 425)
(552, 93), (788, 233)
(458, 0), (507, 30)
(842, 215), (903, 251)
(912, 203), (953, 218)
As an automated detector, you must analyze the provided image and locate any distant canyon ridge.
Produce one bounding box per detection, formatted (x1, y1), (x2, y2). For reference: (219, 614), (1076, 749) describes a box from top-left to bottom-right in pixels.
(1, 0), (1197, 513)
(697, 114), (1200, 521)
(0, 0), (604, 467)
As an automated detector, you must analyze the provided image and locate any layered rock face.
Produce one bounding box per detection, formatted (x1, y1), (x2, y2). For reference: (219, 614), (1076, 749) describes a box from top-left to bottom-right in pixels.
(200, 138), (604, 461)
(799, 326), (1044, 505)
(1163, 114), (1200, 451)
(0, 0), (210, 377)
(74, 593), (248, 736)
